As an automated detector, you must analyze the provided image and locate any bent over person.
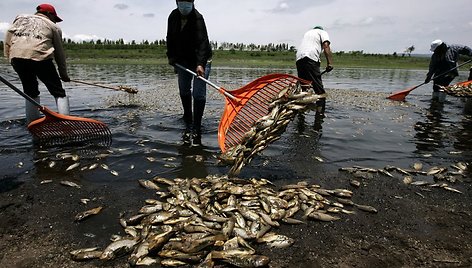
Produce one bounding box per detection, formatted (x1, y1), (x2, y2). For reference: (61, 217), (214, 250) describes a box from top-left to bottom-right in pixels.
(296, 26), (333, 117)
(425, 39), (472, 102)
(4, 3), (71, 124)
(166, 0), (212, 145)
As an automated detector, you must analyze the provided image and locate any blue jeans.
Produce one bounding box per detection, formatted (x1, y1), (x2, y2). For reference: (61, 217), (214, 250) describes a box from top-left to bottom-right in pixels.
(177, 62), (212, 101)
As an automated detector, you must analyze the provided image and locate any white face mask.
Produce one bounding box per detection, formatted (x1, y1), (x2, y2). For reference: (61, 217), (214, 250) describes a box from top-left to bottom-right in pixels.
(177, 2), (193, 16)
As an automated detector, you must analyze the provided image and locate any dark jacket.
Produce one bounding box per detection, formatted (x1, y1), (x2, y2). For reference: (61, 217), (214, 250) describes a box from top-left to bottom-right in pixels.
(427, 44), (472, 79)
(166, 8), (212, 69)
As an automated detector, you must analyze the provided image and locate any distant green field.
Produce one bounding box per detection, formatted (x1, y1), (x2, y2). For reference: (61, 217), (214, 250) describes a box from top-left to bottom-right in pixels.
(63, 46), (431, 69)
(1, 43), (433, 69)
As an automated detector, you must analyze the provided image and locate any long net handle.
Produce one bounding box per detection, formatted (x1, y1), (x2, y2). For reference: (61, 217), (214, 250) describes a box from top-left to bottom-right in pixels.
(432, 59), (472, 81)
(71, 79), (119, 90)
(174, 63), (238, 102)
(0, 74), (41, 107)
(70, 79), (138, 94)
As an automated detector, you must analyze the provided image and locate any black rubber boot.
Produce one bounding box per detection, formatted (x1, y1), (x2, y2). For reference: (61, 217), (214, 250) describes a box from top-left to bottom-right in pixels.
(192, 99), (206, 145)
(181, 95), (193, 129)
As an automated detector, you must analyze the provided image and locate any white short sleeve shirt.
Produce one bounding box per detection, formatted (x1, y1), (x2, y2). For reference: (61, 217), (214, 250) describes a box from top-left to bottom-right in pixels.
(296, 28), (330, 62)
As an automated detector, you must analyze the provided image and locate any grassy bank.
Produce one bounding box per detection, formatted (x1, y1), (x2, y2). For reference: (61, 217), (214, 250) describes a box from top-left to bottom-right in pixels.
(1, 43), (432, 69)
(65, 48), (431, 69)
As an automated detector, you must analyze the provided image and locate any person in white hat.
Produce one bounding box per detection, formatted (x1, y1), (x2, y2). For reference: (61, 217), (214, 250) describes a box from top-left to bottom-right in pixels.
(425, 39), (472, 102)
(4, 4), (70, 124)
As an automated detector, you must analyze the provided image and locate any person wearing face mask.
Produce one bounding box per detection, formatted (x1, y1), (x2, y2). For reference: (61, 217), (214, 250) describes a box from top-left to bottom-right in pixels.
(166, 0), (212, 145)
(4, 4), (71, 125)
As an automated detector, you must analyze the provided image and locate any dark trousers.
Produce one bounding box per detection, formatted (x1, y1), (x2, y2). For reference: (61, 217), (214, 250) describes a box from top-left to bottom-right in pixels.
(469, 68), (472, 81)
(11, 58), (65, 98)
(296, 57), (325, 94)
(433, 75), (455, 92)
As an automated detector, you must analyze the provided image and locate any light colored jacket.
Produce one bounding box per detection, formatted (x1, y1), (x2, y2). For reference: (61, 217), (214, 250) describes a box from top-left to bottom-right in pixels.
(4, 13), (68, 78)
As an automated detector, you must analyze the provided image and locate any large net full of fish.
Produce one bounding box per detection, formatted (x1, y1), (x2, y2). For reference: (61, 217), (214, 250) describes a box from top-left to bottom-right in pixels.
(219, 82), (325, 176)
(440, 81), (472, 97)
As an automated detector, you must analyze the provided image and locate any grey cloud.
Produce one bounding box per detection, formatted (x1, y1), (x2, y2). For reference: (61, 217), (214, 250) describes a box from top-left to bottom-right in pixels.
(331, 16), (393, 29)
(143, 13), (154, 18)
(114, 4), (128, 10)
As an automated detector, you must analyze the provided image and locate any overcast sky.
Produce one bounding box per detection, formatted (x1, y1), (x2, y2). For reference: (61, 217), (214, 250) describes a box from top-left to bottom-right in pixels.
(1, 0), (471, 54)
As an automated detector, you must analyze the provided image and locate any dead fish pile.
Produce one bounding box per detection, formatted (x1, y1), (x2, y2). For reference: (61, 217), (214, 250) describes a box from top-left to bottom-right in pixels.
(220, 82), (325, 176)
(440, 82), (472, 97)
(71, 175), (376, 267)
(340, 161), (469, 193)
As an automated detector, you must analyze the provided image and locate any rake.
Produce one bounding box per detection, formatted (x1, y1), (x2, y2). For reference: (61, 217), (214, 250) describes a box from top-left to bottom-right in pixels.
(175, 64), (311, 152)
(0, 74), (112, 147)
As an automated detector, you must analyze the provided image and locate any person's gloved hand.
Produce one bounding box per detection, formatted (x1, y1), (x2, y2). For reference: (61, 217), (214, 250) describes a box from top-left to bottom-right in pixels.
(424, 76), (431, 84)
(325, 65), (334, 73)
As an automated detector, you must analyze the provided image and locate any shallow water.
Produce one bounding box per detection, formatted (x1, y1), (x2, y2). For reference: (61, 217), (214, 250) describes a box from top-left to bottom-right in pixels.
(1, 63), (471, 191)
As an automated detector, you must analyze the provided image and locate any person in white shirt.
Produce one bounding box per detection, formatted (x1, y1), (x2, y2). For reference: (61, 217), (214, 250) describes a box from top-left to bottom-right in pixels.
(4, 4), (70, 124)
(296, 26), (333, 116)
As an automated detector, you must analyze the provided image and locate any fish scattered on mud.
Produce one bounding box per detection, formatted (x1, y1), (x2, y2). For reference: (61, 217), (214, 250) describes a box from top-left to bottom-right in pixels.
(71, 175), (376, 267)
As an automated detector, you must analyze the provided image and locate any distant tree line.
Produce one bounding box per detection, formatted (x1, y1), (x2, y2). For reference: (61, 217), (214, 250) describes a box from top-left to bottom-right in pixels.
(0, 39), (415, 56)
(60, 38), (295, 52)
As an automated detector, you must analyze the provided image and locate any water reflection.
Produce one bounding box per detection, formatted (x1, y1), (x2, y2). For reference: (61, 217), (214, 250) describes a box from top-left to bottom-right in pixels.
(413, 100), (446, 153)
(1, 62), (472, 184)
(176, 144), (209, 179)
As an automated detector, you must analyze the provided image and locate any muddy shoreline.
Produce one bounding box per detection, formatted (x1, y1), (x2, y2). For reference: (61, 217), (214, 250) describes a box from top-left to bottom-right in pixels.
(1, 166), (472, 268)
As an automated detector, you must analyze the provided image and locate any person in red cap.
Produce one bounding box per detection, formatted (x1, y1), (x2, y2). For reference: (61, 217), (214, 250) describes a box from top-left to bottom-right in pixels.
(4, 4), (70, 124)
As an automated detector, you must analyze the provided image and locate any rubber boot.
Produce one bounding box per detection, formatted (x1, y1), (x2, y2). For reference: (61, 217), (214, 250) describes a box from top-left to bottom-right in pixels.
(315, 98), (326, 117)
(55, 96), (70, 115)
(432, 91), (446, 103)
(192, 99), (206, 145)
(26, 96), (41, 125)
(181, 95), (193, 128)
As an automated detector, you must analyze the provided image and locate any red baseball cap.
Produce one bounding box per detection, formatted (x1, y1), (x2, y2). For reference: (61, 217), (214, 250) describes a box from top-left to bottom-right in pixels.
(36, 4), (62, 22)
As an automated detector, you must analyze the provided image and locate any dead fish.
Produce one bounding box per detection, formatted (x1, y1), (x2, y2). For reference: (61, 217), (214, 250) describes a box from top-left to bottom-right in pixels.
(160, 258), (188, 267)
(136, 257), (158, 266)
(70, 247), (102, 261)
(410, 180), (429, 186)
(60, 180), (81, 188)
(100, 163), (110, 170)
(427, 166), (447, 176)
(443, 186), (462, 194)
(350, 179), (361, 187)
(75, 206), (104, 222)
(48, 161), (56, 168)
(403, 176), (413, 184)
(110, 170), (119, 176)
(88, 163), (99, 170)
(308, 211), (341, 222)
(256, 232), (294, 248)
(40, 179), (53, 184)
(66, 162), (80, 171)
(412, 162), (423, 171)
(138, 179), (161, 190)
(100, 238), (138, 260)
(354, 204), (378, 213)
(211, 250), (270, 268)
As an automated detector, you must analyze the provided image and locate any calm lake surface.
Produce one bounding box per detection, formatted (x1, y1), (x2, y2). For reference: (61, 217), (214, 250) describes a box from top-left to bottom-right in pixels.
(1, 62), (471, 190)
